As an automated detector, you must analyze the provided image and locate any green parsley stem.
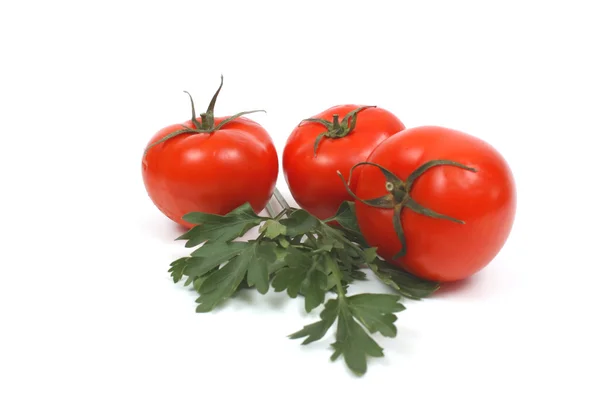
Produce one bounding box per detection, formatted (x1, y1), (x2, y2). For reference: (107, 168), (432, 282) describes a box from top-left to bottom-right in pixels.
(265, 201), (277, 218)
(274, 209), (288, 221)
(273, 188), (291, 211)
(328, 255), (347, 302)
(305, 234), (318, 248)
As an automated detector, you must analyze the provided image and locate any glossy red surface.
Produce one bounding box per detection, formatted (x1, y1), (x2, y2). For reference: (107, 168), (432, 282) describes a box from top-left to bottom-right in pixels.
(142, 116), (278, 228)
(355, 126), (517, 282)
(283, 105), (405, 220)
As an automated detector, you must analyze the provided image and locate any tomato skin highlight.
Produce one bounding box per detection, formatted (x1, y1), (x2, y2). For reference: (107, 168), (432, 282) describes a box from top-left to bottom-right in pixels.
(142, 116), (278, 229)
(354, 126), (517, 282)
(283, 105), (405, 220)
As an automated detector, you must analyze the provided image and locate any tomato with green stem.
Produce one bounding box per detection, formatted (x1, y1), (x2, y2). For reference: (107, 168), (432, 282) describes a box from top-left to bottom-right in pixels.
(283, 105), (405, 220)
(142, 76), (279, 229)
(339, 126), (516, 282)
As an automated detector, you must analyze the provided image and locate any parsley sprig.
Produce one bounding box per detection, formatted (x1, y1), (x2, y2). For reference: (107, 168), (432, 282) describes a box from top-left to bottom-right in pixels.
(168, 200), (439, 376)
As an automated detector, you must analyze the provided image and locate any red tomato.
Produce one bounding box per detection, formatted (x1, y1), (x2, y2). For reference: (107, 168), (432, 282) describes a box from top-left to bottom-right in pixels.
(142, 77), (278, 229)
(349, 126), (516, 282)
(283, 105), (405, 220)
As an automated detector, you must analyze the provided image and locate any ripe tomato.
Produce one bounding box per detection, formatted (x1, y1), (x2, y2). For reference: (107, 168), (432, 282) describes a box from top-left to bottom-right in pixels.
(347, 126), (516, 282)
(142, 77), (278, 229)
(283, 105), (405, 220)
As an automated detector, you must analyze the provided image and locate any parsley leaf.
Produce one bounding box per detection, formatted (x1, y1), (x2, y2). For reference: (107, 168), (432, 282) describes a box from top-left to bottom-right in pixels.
(347, 293), (405, 337)
(302, 265), (329, 312)
(168, 257), (188, 283)
(368, 258), (440, 300)
(186, 241), (250, 279)
(289, 252), (407, 376)
(291, 292), (406, 376)
(195, 240), (277, 312)
(246, 241), (277, 294)
(259, 219), (287, 239)
(329, 201), (368, 247)
(330, 307), (385, 375)
(167, 200), (440, 376)
(177, 203), (264, 247)
(331, 201), (360, 231)
(280, 209), (319, 236)
(271, 247), (328, 312)
(289, 298), (339, 344)
(195, 250), (250, 312)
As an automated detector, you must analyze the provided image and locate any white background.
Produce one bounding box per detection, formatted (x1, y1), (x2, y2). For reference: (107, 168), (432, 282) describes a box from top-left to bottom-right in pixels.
(1, 0), (598, 398)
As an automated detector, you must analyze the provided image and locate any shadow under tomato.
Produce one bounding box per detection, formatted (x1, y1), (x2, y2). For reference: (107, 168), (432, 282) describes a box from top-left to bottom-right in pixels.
(432, 276), (479, 299)
(142, 214), (190, 244)
(173, 222), (189, 236)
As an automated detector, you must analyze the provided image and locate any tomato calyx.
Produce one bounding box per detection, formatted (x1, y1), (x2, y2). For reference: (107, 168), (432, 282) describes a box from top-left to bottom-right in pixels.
(144, 75), (266, 154)
(337, 160), (477, 258)
(298, 106), (376, 156)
